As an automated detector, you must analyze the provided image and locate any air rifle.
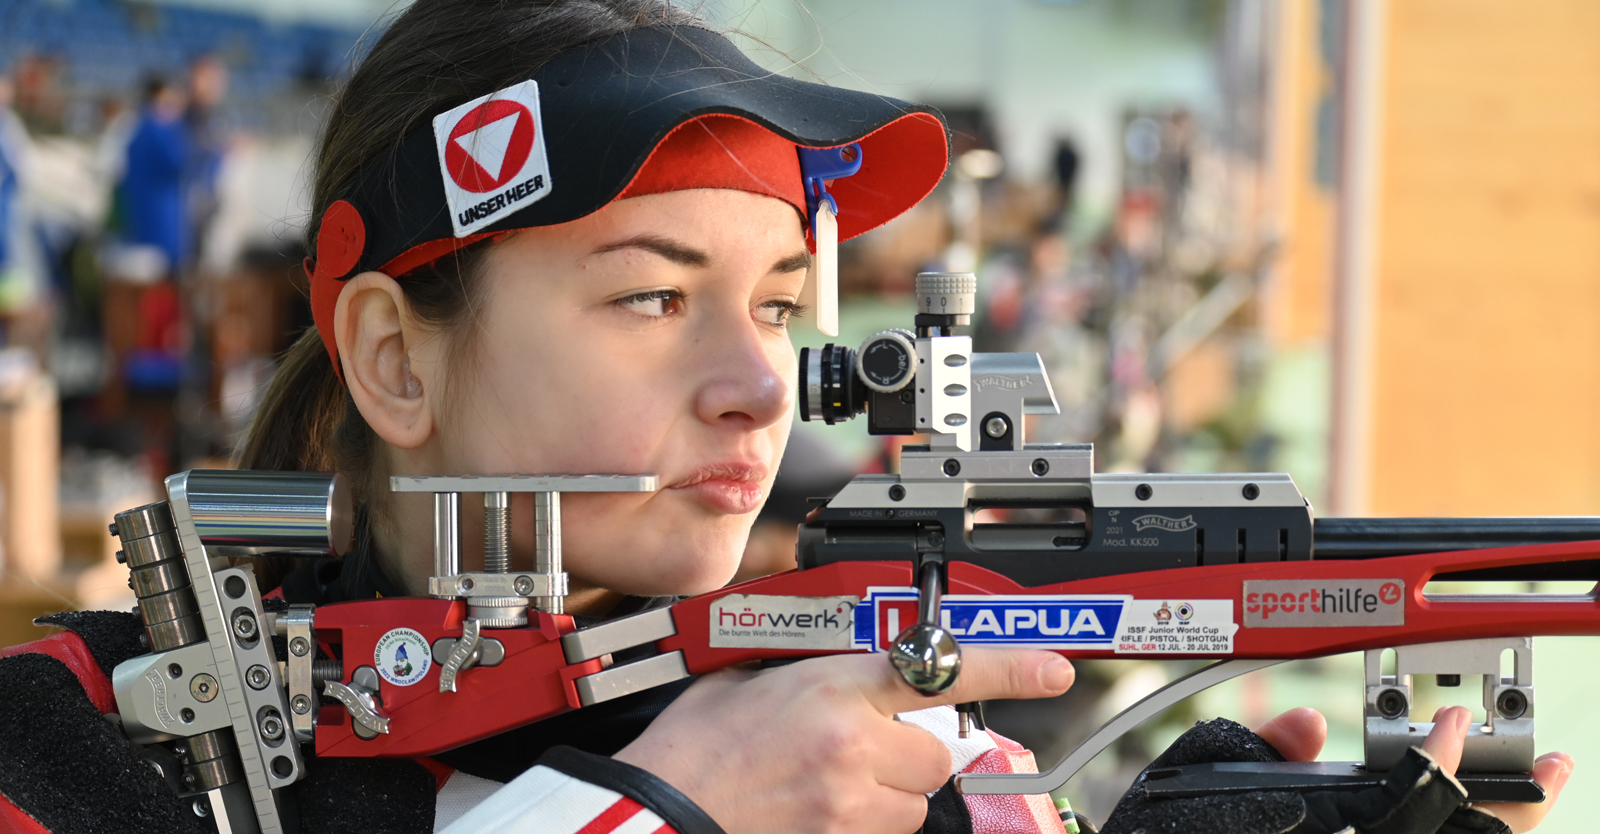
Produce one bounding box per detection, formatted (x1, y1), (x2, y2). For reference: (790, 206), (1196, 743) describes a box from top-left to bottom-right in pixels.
(106, 273), (1600, 833)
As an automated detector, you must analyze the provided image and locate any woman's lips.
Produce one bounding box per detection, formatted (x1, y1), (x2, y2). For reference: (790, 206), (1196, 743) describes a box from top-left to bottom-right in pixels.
(669, 462), (768, 514)
(677, 479), (765, 514)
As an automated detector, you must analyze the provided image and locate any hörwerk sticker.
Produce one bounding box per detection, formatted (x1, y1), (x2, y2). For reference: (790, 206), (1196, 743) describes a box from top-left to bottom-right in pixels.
(1243, 579), (1405, 627)
(709, 594), (859, 649)
(375, 627), (432, 687)
(433, 79), (553, 237)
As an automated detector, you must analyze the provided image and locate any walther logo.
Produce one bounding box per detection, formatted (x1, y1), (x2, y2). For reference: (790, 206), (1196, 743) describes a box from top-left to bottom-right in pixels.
(710, 594), (857, 649)
(1132, 514), (1197, 532)
(1243, 579), (1405, 627)
(974, 375), (1031, 391)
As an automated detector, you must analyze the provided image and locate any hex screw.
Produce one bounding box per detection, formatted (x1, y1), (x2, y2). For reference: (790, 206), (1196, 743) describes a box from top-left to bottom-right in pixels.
(190, 674), (218, 703)
(984, 416), (1008, 438)
(1376, 688), (1408, 720)
(889, 484), (907, 501)
(1497, 689), (1529, 720)
(291, 694), (312, 715)
(928, 532), (946, 548)
(1242, 483), (1260, 501)
(1135, 483), (1154, 501)
(259, 712), (285, 742)
(1031, 458), (1049, 476)
(246, 665), (271, 690)
(943, 459), (961, 477)
(180, 708), (195, 723)
(289, 637), (310, 657)
(514, 575), (535, 595)
(232, 612), (258, 641)
(459, 577), (475, 593)
(192, 799), (209, 818)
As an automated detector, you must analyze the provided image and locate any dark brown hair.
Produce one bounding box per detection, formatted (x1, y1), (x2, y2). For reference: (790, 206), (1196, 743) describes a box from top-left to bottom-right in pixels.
(236, 0), (705, 588)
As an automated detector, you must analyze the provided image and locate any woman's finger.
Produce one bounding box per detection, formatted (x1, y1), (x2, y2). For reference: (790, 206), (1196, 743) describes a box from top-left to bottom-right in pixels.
(858, 648), (1075, 717)
(1255, 707), (1326, 762)
(1420, 706), (1470, 775)
(1475, 752), (1574, 834)
(873, 721), (955, 795)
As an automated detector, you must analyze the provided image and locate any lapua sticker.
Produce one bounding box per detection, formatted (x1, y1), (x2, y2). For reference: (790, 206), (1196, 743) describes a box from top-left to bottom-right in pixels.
(433, 80), (553, 237)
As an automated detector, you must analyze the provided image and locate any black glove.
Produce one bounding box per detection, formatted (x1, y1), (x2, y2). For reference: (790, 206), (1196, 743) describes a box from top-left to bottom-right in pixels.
(1097, 718), (1512, 834)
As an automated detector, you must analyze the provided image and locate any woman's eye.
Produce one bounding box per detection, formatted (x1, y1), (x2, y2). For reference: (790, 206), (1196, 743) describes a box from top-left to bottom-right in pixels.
(755, 300), (807, 327)
(616, 289), (683, 318)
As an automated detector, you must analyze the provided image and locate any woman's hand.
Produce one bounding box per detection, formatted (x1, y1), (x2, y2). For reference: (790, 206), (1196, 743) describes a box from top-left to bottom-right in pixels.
(1251, 704), (1574, 833)
(1421, 706), (1574, 833)
(615, 648), (1075, 834)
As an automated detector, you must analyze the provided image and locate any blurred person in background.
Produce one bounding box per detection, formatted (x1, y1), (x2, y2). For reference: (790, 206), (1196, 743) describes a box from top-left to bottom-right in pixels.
(183, 52), (229, 269)
(118, 75), (189, 280)
(0, 67), (41, 314)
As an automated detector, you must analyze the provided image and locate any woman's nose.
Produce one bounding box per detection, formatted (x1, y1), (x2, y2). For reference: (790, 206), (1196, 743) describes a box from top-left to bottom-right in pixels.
(691, 320), (792, 430)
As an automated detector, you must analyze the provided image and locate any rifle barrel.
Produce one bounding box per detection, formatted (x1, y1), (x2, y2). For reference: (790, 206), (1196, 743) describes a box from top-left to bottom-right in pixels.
(1313, 517), (1600, 580)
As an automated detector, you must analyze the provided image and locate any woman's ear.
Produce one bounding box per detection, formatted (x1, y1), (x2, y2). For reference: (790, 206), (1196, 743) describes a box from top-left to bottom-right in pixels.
(333, 271), (437, 449)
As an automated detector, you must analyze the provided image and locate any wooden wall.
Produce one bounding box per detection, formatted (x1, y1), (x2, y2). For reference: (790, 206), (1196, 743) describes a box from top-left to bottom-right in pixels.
(1366, 0), (1600, 515)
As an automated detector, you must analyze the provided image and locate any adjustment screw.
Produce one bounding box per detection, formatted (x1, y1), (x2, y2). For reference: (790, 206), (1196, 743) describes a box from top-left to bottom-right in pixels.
(1497, 688), (1529, 720)
(889, 484), (907, 501)
(1242, 483), (1260, 501)
(190, 674), (218, 703)
(928, 532), (946, 548)
(115, 549), (126, 564)
(514, 575), (535, 595)
(1031, 458), (1049, 476)
(459, 577), (475, 593)
(289, 636), (310, 657)
(1135, 483), (1154, 501)
(246, 665), (271, 690)
(291, 694), (312, 715)
(183, 773), (197, 787)
(1376, 687), (1408, 719)
(180, 708), (195, 723)
(192, 799), (209, 818)
(232, 612), (258, 641)
(984, 416), (1008, 438)
(108, 522), (121, 538)
(259, 713), (285, 742)
(942, 459), (961, 477)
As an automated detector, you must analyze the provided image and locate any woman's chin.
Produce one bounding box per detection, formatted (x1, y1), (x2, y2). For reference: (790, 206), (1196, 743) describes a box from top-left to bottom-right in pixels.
(586, 551), (742, 599)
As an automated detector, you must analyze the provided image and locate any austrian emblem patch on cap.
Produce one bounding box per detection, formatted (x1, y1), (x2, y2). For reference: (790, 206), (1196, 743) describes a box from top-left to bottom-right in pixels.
(432, 80), (553, 237)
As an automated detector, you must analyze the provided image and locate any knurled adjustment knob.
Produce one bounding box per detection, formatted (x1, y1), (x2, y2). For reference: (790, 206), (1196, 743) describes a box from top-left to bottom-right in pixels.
(915, 272), (977, 317)
(856, 329), (917, 393)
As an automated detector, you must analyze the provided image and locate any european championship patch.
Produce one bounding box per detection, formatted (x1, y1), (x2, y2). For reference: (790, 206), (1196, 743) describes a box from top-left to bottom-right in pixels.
(375, 627), (432, 687)
(433, 80), (553, 237)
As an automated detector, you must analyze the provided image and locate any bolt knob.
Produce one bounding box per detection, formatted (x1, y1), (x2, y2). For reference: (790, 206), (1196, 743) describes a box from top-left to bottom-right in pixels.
(889, 623), (962, 695)
(915, 272), (977, 316)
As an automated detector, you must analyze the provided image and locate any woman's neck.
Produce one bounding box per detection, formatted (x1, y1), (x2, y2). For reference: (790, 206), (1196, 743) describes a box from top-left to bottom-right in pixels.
(368, 490), (626, 617)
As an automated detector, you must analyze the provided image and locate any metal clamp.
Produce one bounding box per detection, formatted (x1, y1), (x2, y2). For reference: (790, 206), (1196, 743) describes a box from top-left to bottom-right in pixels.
(1364, 638), (1535, 773)
(281, 605), (316, 745)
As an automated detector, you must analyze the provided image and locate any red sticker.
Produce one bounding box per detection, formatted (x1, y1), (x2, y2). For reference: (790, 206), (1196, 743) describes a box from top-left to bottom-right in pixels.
(443, 99), (536, 194)
(316, 200), (365, 280)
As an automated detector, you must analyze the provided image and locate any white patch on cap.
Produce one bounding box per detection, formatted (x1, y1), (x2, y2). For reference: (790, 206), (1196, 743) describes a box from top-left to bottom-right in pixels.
(433, 80), (553, 237)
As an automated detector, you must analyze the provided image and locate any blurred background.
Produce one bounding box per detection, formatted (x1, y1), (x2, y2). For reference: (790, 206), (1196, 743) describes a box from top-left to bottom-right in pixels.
(0, 0), (1595, 828)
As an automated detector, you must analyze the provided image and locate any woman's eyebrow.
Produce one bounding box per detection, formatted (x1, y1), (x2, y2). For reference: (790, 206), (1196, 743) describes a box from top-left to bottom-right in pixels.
(772, 250), (812, 275)
(592, 234), (709, 267)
